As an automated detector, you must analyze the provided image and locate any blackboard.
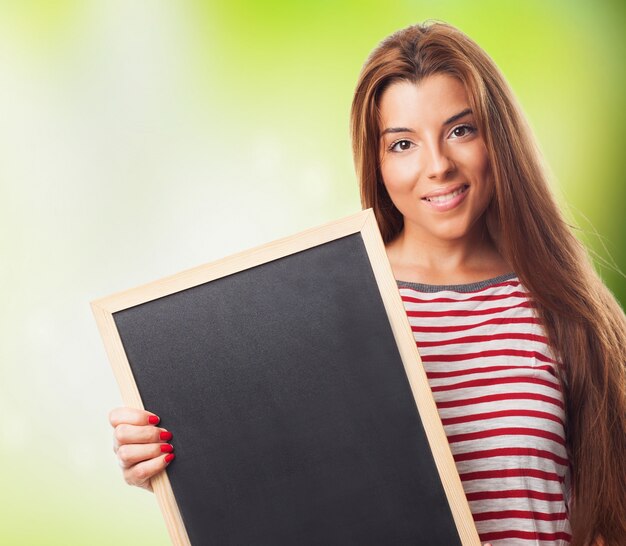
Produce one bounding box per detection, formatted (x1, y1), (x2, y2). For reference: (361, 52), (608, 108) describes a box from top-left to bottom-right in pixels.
(92, 210), (479, 546)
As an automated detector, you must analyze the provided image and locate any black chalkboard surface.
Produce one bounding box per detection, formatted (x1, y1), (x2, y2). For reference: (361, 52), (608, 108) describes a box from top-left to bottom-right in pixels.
(92, 210), (479, 546)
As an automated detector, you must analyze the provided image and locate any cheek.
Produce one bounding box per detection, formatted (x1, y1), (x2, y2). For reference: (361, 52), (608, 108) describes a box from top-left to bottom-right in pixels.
(480, 159), (494, 198)
(464, 144), (493, 195)
(476, 143), (491, 180)
(380, 158), (415, 195)
(480, 153), (491, 179)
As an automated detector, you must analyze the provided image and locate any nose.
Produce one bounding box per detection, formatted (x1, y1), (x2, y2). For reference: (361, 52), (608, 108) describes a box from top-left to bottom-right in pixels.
(425, 141), (455, 180)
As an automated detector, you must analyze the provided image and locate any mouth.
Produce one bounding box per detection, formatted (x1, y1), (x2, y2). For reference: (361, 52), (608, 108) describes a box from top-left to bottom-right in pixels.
(422, 184), (469, 204)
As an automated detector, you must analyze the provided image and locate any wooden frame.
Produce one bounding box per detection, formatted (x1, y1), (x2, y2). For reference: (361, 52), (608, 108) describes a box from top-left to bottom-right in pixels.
(92, 209), (480, 545)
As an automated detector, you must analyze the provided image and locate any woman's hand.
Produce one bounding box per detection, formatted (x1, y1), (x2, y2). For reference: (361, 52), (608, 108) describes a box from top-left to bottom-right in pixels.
(109, 407), (175, 492)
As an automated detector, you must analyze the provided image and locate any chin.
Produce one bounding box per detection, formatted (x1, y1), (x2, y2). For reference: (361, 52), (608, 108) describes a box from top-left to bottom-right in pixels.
(430, 224), (473, 242)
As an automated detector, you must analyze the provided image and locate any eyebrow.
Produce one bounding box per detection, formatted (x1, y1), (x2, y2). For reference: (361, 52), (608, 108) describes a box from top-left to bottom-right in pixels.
(380, 108), (473, 137)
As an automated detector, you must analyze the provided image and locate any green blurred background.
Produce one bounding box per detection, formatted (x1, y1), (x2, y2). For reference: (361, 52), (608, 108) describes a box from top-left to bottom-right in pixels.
(1, 1), (624, 544)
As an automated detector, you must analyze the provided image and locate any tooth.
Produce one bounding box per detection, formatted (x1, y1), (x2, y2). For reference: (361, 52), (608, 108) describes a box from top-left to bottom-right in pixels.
(428, 186), (465, 203)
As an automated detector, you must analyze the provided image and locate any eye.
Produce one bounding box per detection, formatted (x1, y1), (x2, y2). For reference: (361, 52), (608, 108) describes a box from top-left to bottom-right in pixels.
(450, 124), (476, 139)
(389, 139), (414, 152)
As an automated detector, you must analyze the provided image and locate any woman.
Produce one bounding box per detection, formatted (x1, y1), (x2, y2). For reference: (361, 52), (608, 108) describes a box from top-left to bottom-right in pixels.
(110, 21), (626, 545)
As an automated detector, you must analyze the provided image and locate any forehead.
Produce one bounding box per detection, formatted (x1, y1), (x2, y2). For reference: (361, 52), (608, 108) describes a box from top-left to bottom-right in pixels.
(378, 74), (470, 130)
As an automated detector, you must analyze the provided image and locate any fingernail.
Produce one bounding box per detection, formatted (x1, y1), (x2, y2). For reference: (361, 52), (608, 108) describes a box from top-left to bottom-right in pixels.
(165, 453), (175, 464)
(160, 444), (174, 453)
(160, 431), (173, 441)
(148, 415), (160, 425)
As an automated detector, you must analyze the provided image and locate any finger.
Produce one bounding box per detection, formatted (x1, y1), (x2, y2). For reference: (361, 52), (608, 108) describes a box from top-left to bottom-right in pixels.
(113, 424), (173, 451)
(109, 407), (160, 428)
(123, 452), (176, 490)
(117, 442), (174, 469)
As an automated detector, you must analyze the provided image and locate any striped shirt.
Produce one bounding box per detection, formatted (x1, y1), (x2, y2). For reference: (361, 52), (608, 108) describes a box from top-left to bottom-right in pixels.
(398, 273), (571, 545)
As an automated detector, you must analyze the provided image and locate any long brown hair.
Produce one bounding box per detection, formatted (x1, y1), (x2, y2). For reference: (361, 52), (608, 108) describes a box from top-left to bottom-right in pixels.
(351, 21), (626, 545)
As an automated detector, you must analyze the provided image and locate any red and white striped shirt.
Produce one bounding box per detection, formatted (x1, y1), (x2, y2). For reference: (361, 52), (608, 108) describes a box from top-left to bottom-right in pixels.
(398, 273), (571, 545)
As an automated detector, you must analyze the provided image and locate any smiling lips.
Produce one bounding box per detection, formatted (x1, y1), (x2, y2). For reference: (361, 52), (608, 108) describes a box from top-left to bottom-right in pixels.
(422, 183), (470, 212)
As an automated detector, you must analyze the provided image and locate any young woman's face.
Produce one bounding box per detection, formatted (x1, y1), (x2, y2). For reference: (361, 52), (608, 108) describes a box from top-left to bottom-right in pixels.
(378, 73), (493, 246)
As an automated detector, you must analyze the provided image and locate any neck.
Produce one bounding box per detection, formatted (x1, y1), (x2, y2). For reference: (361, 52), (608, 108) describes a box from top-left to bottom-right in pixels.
(386, 221), (511, 285)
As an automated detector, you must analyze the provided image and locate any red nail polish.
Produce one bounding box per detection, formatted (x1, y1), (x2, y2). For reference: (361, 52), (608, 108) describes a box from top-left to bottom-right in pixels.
(148, 415), (160, 425)
(160, 444), (174, 453)
(160, 431), (173, 441)
(165, 453), (175, 464)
